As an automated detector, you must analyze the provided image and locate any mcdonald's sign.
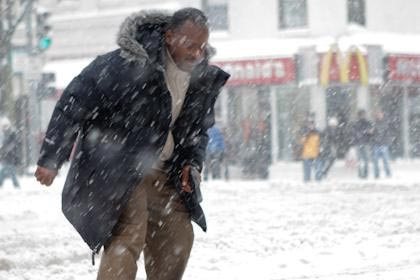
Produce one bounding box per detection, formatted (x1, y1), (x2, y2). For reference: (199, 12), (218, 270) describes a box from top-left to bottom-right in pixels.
(320, 45), (368, 87)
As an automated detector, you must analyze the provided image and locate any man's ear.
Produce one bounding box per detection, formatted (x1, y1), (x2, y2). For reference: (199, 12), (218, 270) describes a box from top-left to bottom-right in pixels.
(165, 30), (173, 45)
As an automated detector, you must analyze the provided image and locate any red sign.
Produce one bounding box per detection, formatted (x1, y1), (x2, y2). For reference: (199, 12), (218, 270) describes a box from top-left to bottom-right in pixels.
(388, 55), (420, 82)
(214, 58), (296, 86)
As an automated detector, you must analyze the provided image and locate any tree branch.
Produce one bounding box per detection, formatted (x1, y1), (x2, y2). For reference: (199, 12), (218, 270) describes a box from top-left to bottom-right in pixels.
(1, 0), (32, 46)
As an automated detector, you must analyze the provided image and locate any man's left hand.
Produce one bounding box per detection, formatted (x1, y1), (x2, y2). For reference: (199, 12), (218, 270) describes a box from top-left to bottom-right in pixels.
(181, 165), (202, 193)
(181, 165), (192, 193)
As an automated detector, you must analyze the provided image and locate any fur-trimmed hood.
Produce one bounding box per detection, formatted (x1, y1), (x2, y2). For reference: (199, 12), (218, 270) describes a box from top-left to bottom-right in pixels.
(117, 11), (215, 65)
(117, 11), (170, 64)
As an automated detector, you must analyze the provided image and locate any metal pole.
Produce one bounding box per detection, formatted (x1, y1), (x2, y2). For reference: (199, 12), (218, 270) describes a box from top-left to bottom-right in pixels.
(201, 0), (208, 10)
(25, 0), (42, 165)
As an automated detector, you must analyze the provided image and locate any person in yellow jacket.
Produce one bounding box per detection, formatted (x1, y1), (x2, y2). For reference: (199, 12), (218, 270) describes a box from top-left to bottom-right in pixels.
(300, 120), (322, 182)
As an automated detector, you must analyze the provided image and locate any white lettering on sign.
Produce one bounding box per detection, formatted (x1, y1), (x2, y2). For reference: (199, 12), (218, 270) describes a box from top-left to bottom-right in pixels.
(396, 59), (420, 78)
(222, 60), (285, 81)
(274, 62), (286, 78)
(215, 58), (294, 85)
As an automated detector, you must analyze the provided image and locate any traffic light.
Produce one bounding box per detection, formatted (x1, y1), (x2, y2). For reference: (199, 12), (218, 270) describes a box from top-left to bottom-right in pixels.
(37, 72), (56, 98)
(36, 10), (52, 51)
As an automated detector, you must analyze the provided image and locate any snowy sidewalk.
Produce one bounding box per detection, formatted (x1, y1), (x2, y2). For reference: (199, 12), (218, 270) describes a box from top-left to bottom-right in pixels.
(269, 159), (420, 185)
(0, 160), (419, 280)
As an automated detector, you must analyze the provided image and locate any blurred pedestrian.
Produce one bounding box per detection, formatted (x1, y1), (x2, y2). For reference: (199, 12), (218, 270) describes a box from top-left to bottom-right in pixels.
(0, 118), (20, 188)
(320, 117), (339, 179)
(221, 126), (232, 180)
(300, 119), (322, 182)
(239, 116), (270, 179)
(371, 110), (392, 178)
(204, 125), (225, 180)
(352, 109), (373, 179)
(254, 115), (270, 179)
(240, 116), (255, 178)
(34, 8), (229, 280)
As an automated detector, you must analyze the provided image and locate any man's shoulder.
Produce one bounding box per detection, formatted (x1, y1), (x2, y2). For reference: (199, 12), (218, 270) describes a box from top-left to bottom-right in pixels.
(87, 49), (149, 79)
(95, 49), (125, 67)
(194, 63), (230, 91)
(207, 64), (230, 79)
(79, 49), (122, 76)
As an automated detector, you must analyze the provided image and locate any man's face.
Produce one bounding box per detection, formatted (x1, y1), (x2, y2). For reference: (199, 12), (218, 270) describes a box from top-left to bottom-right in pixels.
(165, 20), (209, 72)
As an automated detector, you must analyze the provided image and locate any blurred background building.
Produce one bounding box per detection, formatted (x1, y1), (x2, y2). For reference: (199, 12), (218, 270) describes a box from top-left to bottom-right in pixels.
(5, 0), (420, 171)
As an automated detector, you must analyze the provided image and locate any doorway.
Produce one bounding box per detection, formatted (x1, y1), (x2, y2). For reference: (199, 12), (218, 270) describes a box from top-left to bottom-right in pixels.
(325, 86), (354, 158)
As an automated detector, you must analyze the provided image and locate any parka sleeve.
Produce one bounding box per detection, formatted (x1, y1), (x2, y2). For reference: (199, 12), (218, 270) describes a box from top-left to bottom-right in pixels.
(182, 69), (230, 171)
(37, 56), (112, 170)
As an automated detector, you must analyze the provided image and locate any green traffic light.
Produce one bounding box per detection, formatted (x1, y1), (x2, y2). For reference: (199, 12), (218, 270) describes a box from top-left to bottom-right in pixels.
(39, 37), (52, 50)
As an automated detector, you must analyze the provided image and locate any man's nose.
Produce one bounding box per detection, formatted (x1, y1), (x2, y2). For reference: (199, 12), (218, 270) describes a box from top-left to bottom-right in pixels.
(190, 48), (204, 60)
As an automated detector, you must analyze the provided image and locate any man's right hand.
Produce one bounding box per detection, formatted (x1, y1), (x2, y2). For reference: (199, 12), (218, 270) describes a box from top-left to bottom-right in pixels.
(35, 166), (58, 187)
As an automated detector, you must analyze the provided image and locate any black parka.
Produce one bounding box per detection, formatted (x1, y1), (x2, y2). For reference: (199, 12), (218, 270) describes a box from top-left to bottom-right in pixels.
(352, 118), (373, 146)
(371, 119), (391, 146)
(37, 11), (229, 252)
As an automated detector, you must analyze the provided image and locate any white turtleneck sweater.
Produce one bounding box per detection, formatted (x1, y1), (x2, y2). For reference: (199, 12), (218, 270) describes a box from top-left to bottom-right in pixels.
(155, 49), (191, 168)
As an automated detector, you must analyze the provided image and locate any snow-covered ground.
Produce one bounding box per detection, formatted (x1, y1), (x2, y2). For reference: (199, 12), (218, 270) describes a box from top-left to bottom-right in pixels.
(1, 160), (420, 280)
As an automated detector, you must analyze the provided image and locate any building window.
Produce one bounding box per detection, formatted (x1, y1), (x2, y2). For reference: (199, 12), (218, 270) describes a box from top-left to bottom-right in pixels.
(204, 0), (229, 31)
(278, 0), (307, 29)
(348, 0), (365, 26)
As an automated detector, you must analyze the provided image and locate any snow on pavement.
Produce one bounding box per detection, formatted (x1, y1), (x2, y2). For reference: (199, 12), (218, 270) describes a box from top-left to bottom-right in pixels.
(0, 160), (420, 280)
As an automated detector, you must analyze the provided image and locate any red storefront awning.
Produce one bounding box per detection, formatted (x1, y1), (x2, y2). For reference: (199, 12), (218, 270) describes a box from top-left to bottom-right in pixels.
(213, 57), (296, 86)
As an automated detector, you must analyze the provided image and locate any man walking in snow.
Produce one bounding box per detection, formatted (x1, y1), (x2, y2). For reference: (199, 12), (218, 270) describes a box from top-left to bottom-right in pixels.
(352, 109), (373, 179)
(320, 117), (339, 179)
(300, 119), (322, 182)
(371, 110), (392, 178)
(204, 125), (225, 180)
(34, 8), (229, 280)
(0, 118), (20, 188)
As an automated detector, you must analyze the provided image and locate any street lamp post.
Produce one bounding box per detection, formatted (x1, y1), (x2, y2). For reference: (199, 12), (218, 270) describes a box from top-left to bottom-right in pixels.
(24, 0), (43, 166)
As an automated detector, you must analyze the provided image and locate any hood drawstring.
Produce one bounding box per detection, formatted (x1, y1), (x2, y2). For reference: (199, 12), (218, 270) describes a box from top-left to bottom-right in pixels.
(92, 250), (96, 266)
(92, 246), (100, 266)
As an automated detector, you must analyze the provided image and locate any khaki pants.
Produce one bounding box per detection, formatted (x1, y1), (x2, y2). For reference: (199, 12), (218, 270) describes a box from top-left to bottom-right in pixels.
(97, 170), (194, 280)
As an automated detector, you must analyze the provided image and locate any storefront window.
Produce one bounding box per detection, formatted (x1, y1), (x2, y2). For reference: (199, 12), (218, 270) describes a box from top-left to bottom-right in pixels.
(223, 87), (272, 178)
(409, 89), (420, 157)
(348, 0), (365, 26)
(278, 0), (307, 29)
(276, 87), (300, 160)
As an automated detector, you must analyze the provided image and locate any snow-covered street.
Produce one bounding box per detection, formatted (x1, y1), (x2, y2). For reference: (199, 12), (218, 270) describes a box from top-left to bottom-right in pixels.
(1, 161), (420, 280)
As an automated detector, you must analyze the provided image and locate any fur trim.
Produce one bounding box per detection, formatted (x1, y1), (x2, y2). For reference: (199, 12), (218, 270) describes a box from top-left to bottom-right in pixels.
(116, 10), (216, 64)
(117, 11), (171, 62)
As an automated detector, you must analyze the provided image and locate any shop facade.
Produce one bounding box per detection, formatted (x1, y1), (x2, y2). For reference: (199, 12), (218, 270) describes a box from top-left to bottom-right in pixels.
(381, 54), (420, 158)
(213, 56), (301, 170)
(213, 45), (420, 166)
(313, 45), (372, 158)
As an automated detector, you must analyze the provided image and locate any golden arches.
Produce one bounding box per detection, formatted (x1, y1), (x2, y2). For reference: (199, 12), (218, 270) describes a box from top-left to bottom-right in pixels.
(320, 45), (369, 87)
